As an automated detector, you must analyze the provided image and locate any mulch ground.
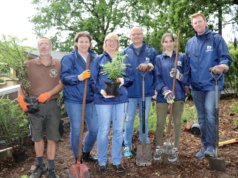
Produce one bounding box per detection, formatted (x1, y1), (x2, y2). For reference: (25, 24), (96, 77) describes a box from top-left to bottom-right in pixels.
(0, 98), (238, 178)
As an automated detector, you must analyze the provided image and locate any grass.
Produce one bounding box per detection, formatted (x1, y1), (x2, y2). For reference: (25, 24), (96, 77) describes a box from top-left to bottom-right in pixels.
(229, 100), (238, 128)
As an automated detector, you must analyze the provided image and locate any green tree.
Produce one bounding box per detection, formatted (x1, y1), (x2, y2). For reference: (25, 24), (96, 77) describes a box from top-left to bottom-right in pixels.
(31, 0), (132, 53)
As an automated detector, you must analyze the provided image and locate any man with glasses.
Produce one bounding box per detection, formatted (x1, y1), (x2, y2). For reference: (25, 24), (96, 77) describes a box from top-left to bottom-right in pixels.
(122, 26), (158, 158)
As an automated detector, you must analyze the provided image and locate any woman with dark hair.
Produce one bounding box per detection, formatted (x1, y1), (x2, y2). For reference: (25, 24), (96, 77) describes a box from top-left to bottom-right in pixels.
(154, 33), (189, 162)
(60, 31), (98, 162)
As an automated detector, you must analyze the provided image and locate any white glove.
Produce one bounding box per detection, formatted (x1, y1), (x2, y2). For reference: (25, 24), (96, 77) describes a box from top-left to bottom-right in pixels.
(117, 78), (124, 88)
(100, 89), (115, 98)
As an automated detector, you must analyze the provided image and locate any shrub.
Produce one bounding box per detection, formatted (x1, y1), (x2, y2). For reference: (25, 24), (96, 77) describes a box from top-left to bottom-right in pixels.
(0, 97), (29, 148)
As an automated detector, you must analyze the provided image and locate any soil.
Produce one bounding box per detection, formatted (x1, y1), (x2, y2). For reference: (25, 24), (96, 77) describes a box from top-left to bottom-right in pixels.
(0, 98), (238, 178)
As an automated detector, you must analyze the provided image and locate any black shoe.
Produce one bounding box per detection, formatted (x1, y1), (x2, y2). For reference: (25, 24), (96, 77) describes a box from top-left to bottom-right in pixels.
(47, 169), (59, 178)
(29, 164), (47, 178)
(82, 152), (98, 162)
(113, 164), (125, 173)
(99, 165), (107, 173)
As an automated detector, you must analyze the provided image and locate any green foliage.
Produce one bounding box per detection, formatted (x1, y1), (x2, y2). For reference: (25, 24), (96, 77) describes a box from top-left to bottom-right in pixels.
(0, 35), (32, 95)
(0, 97), (29, 147)
(31, 0), (132, 53)
(224, 45), (238, 92)
(100, 53), (128, 80)
(229, 100), (238, 128)
(134, 101), (197, 133)
(134, 100), (157, 133)
(181, 104), (197, 123)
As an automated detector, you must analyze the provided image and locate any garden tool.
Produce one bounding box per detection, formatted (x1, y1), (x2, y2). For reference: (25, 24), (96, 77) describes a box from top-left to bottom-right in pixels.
(208, 72), (225, 172)
(161, 31), (180, 162)
(68, 56), (91, 178)
(136, 72), (152, 166)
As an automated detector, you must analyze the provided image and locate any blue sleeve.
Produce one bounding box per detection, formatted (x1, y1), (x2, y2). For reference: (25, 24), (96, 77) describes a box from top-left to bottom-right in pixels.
(154, 56), (167, 93)
(180, 53), (190, 85)
(215, 34), (232, 67)
(60, 55), (79, 85)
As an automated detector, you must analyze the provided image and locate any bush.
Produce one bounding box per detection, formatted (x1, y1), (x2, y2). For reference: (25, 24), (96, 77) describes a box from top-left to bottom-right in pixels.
(0, 97), (29, 148)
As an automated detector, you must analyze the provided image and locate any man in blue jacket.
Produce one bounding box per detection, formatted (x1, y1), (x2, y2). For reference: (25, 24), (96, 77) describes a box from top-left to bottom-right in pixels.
(122, 26), (158, 158)
(185, 11), (232, 159)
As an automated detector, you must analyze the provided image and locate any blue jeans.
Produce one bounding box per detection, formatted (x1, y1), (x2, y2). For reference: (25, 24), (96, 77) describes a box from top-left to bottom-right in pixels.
(191, 90), (219, 149)
(96, 103), (127, 166)
(65, 102), (98, 159)
(124, 97), (151, 149)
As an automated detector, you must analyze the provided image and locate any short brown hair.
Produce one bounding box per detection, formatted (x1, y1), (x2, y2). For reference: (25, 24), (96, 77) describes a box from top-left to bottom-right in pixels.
(189, 11), (207, 22)
(74, 31), (92, 50)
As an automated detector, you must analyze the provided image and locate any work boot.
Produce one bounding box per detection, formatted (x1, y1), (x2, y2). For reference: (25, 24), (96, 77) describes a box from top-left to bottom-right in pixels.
(99, 165), (107, 173)
(29, 164), (47, 178)
(82, 152), (98, 162)
(47, 169), (59, 178)
(123, 146), (132, 158)
(112, 164), (125, 173)
(153, 146), (162, 161)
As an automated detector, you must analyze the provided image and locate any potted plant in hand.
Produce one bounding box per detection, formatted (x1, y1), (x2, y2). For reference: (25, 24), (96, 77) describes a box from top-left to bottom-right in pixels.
(100, 52), (128, 96)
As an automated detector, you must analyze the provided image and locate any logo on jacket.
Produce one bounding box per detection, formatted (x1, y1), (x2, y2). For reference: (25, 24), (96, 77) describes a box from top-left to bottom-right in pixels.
(145, 57), (150, 63)
(177, 61), (182, 67)
(206, 45), (213, 52)
(49, 68), (58, 78)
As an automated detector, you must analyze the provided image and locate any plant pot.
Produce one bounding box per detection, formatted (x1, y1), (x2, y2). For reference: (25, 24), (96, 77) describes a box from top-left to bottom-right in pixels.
(24, 96), (40, 113)
(105, 80), (120, 96)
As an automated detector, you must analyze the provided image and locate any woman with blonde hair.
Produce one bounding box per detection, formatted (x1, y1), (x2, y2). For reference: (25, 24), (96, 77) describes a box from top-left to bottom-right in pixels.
(93, 32), (133, 173)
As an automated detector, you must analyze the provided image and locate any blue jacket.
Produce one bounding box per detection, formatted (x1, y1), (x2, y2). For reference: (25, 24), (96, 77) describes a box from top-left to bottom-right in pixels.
(121, 43), (158, 98)
(154, 51), (190, 103)
(185, 29), (232, 91)
(93, 52), (133, 105)
(60, 50), (97, 103)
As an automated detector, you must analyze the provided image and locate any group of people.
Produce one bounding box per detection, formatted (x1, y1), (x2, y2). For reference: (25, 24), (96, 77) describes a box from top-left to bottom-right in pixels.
(17, 11), (231, 178)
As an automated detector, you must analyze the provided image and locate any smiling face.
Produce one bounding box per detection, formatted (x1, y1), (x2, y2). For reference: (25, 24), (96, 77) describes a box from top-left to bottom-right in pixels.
(191, 15), (207, 35)
(130, 27), (144, 47)
(76, 36), (91, 54)
(103, 32), (119, 54)
(162, 35), (175, 52)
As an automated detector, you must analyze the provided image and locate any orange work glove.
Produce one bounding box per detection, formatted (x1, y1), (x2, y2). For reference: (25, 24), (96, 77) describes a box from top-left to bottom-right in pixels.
(78, 70), (91, 81)
(17, 95), (28, 112)
(37, 92), (51, 103)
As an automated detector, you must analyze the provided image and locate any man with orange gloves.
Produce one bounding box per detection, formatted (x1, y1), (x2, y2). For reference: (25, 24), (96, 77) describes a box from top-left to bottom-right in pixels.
(17, 37), (63, 178)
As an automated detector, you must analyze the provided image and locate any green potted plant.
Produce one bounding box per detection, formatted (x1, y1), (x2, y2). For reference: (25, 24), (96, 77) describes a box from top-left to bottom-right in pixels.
(100, 52), (128, 96)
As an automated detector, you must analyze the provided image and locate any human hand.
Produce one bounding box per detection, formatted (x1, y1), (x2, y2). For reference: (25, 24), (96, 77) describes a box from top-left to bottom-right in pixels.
(170, 68), (183, 81)
(162, 87), (175, 104)
(78, 70), (91, 81)
(100, 89), (115, 98)
(137, 63), (148, 72)
(116, 78), (124, 88)
(147, 63), (154, 71)
(37, 92), (51, 103)
(209, 64), (229, 74)
(17, 95), (28, 112)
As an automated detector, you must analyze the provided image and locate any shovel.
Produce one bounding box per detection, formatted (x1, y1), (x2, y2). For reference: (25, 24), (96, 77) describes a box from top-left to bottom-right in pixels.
(68, 56), (91, 178)
(208, 72), (225, 172)
(136, 73), (152, 166)
(161, 31), (180, 161)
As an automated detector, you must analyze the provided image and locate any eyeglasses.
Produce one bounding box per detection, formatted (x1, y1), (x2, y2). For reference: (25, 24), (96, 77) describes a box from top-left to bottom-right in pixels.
(131, 33), (143, 36)
(106, 39), (118, 43)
